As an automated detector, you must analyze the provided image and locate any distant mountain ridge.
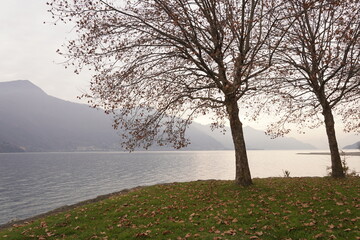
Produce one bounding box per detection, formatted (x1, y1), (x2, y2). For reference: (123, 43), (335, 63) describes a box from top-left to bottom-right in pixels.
(0, 141), (25, 153)
(0, 80), (316, 152)
(343, 141), (360, 150)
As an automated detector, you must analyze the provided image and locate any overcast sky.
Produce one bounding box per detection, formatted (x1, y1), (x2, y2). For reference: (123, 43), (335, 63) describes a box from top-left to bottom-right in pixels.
(0, 0), (91, 103)
(0, 0), (358, 149)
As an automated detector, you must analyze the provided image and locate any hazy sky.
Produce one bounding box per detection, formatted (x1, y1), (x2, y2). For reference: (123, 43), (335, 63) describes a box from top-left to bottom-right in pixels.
(0, 1), (358, 149)
(0, 0), (91, 102)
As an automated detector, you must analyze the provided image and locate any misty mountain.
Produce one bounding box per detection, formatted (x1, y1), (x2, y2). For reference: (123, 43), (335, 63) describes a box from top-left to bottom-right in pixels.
(0, 80), (225, 152)
(0, 80), (315, 152)
(343, 141), (360, 149)
(0, 80), (122, 152)
(0, 141), (25, 153)
(192, 123), (316, 150)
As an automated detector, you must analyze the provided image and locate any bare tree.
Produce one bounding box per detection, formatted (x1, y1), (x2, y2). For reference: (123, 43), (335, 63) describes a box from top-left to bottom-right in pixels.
(269, 0), (360, 178)
(48, 0), (285, 186)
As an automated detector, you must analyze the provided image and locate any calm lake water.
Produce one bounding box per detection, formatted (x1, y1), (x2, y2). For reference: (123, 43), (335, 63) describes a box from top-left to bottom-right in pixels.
(0, 150), (359, 225)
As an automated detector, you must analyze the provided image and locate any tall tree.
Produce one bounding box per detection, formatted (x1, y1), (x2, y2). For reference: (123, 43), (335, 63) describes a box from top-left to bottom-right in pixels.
(48, 0), (284, 186)
(269, 0), (360, 178)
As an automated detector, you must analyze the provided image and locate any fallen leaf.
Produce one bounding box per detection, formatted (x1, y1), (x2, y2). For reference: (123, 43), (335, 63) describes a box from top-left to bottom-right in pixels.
(135, 230), (151, 237)
(314, 233), (324, 239)
(268, 197), (276, 201)
(222, 229), (236, 236)
(40, 221), (48, 228)
(303, 221), (316, 227)
(162, 230), (172, 235)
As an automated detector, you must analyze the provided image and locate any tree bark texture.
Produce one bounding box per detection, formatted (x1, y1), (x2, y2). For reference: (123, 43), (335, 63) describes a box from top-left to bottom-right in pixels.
(226, 98), (253, 186)
(322, 107), (345, 178)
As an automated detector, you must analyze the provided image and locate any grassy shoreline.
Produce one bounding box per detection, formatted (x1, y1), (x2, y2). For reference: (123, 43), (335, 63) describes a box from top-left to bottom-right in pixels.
(1, 177), (359, 239)
(0, 186), (145, 231)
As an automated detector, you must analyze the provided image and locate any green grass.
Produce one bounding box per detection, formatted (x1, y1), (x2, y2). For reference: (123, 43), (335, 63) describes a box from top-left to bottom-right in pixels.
(1, 177), (359, 239)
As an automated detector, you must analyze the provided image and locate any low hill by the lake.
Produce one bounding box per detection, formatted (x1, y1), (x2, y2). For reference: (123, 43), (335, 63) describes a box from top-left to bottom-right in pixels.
(0, 141), (25, 153)
(343, 141), (360, 150)
(0, 80), (315, 152)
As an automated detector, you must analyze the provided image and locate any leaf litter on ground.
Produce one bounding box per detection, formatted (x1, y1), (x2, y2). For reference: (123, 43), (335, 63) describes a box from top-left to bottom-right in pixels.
(0, 177), (359, 239)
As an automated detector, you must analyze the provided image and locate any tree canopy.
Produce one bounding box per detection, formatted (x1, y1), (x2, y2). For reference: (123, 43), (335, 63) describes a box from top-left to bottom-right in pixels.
(268, 0), (360, 136)
(48, 0), (359, 183)
(267, 0), (360, 177)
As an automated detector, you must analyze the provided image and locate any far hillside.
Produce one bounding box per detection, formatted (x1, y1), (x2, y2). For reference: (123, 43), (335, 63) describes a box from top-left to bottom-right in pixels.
(0, 80), (316, 152)
(343, 141), (360, 150)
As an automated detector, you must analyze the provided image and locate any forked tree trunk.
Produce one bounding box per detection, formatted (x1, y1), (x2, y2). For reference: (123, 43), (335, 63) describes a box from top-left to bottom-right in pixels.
(322, 107), (345, 178)
(226, 98), (253, 186)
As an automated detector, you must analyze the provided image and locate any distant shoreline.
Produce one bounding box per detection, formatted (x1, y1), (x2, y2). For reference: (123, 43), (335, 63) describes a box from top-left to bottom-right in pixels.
(298, 152), (360, 156)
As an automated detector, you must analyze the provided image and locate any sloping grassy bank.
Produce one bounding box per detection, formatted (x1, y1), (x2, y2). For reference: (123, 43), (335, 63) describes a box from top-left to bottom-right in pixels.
(1, 177), (359, 239)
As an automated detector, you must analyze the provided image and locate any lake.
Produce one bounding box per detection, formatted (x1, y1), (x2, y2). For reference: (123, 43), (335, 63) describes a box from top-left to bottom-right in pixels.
(0, 150), (359, 225)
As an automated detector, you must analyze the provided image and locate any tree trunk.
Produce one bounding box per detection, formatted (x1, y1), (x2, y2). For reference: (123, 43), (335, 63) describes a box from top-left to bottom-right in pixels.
(226, 98), (253, 186)
(322, 107), (345, 178)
